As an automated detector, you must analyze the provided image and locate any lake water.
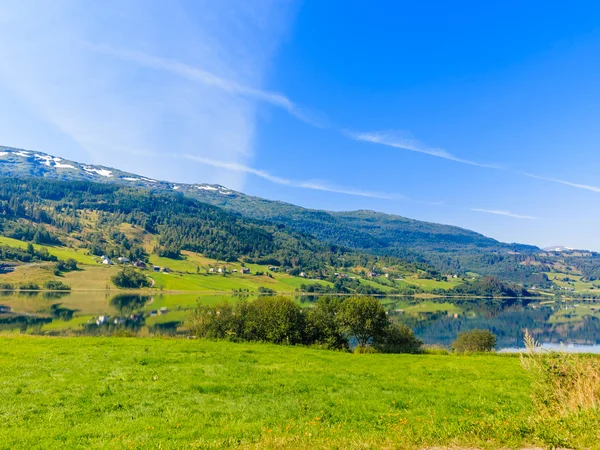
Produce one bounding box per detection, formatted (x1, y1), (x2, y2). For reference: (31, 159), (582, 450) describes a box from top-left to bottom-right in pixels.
(1, 291), (599, 352)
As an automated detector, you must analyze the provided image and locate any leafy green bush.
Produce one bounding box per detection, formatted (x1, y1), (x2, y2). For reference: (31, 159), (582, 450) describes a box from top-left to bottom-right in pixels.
(337, 296), (388, 348)
(55, 259), (78, 273)
(305, 296), (348, 350)
(189, 297), (306, 345)
(243, 296), (305, 344)
(44, 280), (71, 291)
(188, 295), (420, 354)
(374, 323), (423, 354)
(0, 282), (15, 290)
(111, 267), (150, 289)
(452, 329), (496, 352)
(19, 282), (40, 291)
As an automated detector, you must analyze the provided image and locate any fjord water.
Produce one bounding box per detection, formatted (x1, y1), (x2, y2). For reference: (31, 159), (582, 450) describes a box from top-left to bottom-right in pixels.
(1, 291), (599, 352)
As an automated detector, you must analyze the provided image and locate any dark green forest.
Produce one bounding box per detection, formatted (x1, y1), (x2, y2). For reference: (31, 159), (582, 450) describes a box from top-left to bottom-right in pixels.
(0, 177), (424, 276)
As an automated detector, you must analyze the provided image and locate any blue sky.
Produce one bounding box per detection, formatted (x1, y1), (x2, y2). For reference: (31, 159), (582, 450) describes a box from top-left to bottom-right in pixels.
(1, 1), (600, 250)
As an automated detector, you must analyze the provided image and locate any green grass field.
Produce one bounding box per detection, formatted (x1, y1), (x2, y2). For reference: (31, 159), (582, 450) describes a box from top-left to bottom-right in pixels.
(0, 235), (96, 264)
(545, 272), (600, 293)
(0, 337), (597, 449)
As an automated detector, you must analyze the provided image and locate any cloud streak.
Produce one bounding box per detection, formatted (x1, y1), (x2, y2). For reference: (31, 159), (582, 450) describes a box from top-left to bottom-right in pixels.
(182, 154), (400, 199)
(88, 43), (323, 127)
(523, 173), (600, 193)
(471, 208), (538, 220)
(346, 130), (501, 168)
(0, 0), (297, 190)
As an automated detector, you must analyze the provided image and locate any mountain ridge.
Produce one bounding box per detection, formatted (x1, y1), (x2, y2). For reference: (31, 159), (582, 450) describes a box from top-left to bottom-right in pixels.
(0, 145), (537, 254)
(6, 145), (588, 285)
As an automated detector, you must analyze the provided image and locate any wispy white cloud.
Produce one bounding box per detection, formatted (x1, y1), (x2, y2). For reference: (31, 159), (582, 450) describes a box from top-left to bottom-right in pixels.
(345, 130), (501, 169)
(0, 0), (297, 190)
(183, 154), (399, 199)
(523, 173), (600, 193)
(471, 208), (538, 220)
(88, 43), (324, 128)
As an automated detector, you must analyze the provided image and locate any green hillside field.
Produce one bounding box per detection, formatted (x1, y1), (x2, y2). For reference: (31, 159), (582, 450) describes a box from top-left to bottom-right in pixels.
(0, 336), (597, 449)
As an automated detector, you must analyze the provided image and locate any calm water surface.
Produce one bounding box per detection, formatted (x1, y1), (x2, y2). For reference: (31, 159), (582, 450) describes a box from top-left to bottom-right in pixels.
(1, 292), (599, 352)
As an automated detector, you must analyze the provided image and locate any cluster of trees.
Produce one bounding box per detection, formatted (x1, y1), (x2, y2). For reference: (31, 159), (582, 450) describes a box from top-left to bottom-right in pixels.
(188, 296), (423, 353)
(451, 276), (530, 297)
(298, 280), (387, 295)
(0, 243), (57, 263)
(111, 267), (151, 289)
(3, 224), (62, 245)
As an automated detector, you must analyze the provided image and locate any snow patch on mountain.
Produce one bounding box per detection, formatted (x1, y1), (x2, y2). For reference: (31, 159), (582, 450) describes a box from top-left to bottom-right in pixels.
(55, 162), (76, 169)
(83, 166), (112, 177)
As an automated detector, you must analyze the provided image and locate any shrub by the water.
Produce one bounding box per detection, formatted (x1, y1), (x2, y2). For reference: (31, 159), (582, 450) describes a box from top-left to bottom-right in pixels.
(44, 280), (71, 291)
(19, 282), (40, 291)
(336, 296), (389, 348)
(189, 295), (421, 353)
(305, 296), (349, 350)
(111, 267), (151, 289)
(374, 323), (423, 354)
(452, 329), (496, 352)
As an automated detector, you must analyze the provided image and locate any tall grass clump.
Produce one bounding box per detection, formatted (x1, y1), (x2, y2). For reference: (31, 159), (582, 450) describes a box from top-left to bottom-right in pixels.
(520, 330), (600, 415)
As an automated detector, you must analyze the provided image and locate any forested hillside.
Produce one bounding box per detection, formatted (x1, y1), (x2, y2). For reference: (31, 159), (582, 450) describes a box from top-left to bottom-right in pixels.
(0, 176), (424, 276)
(2, 146), (600, 287)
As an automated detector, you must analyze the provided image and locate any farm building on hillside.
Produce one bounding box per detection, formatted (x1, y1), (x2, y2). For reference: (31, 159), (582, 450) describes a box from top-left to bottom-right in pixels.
(241, 267), (250, 274)
(101, 256), (114, 265)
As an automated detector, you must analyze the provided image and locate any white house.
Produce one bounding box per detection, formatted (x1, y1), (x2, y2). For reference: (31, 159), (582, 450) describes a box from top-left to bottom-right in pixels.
(101, 256), (114, 265)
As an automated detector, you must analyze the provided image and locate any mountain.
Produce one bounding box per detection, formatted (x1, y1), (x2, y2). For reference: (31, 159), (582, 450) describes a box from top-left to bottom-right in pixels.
(2, 145), (598, 286)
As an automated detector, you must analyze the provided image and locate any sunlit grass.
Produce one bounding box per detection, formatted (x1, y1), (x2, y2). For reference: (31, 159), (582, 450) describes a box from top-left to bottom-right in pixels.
(0, 336), (597, 448)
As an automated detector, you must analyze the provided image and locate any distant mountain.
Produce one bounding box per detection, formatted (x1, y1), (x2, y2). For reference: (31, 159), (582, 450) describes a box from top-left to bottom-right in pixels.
(1, 145), (589, 285)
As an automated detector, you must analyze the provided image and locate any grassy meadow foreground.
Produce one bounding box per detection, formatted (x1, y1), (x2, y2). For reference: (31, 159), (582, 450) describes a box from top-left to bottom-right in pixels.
(1, 337), (598, 449)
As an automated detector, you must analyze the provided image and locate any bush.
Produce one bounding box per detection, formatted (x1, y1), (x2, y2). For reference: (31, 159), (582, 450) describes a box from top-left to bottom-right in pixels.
(189, 297), (306, 345)
(452, 329), (496, 352)
(111, 267), (151, 289)
(257, 287), (276, 295)
(305, 296), (348, 351)
(56, 259), (78, 273)
(337, 296), (389, 348)
(188, 295), (421, 354)
(189, 301), (242, 340)
(19, 282), (40, 291)
(0, 283), (15, 290)
(374, 323), (423, 354)
(243, 296), (305, 345)
(44, 280), (71, 291)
